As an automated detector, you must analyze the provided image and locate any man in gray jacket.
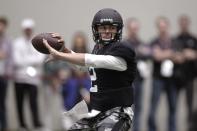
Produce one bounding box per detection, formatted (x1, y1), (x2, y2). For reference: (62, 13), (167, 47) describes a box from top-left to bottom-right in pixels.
(13, 19), (45, 130)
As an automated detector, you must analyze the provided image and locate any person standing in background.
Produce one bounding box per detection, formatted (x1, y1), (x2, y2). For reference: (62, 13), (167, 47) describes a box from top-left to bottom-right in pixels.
(0, 16), (12, 131)
(148, 17), (177, 131)
(173, 15), (197, 130)
(71, 32), (89, 53)
(12, 19), (45, 130)
(62, 31), (91, 110)
(124, 18), (151, 131)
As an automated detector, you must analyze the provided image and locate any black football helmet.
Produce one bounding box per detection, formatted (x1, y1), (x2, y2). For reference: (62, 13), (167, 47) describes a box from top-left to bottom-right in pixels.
(92, 8), (123, 45)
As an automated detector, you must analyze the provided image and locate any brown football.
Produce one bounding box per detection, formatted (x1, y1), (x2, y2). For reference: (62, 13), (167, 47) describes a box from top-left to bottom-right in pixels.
(31, 33), (64, 54)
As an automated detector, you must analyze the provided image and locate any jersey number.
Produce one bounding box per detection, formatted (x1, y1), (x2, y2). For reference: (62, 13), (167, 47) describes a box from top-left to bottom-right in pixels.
(89, 67), (98, 92)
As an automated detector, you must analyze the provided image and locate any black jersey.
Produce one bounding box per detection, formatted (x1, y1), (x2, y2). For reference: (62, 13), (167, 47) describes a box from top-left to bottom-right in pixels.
(89, 41), (137, 111)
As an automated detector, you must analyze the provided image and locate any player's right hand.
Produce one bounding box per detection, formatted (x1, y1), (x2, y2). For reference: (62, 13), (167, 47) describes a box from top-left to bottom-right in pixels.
(50, 32), (71, 53)
(50, 32), (65, 43)
(43, 38), (61, 63)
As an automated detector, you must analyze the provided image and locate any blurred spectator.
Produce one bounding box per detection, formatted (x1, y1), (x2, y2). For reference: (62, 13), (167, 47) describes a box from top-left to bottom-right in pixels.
(71, 31), (89, 53)
(62, 69), (91, 110)
(148, 17), (177, 131)
(0, 16), (12, 131)
(43, 59), (70, 130)
(173, 15), (197, 130)
(43, 60), (70, 92)
(12, 19), (45, 130)
(124, 18), (151, 131)
(62, 31), (91, 110)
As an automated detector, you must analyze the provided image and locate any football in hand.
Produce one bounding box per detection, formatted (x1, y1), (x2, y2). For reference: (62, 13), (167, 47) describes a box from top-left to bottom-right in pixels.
(31, 33), (64, 54)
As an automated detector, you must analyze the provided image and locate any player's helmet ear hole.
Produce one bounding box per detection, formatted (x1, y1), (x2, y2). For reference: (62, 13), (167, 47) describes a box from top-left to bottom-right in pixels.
(92, 8), (123, 45)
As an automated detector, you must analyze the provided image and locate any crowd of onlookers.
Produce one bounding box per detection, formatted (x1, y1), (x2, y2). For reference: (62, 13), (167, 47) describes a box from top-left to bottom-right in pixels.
(0, 15), (196, 131)
(125, 16), (197, 131)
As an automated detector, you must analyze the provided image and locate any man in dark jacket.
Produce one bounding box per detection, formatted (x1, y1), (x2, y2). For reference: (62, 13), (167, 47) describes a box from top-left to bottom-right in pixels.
(173, 15), (197, 129)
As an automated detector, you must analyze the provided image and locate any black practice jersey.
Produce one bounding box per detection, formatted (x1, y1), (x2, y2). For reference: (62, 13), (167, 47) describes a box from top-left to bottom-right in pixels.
(89, 41), (137, 111)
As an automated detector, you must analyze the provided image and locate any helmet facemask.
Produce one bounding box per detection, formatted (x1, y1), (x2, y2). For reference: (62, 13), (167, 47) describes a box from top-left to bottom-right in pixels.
(92, 23), (122, 45)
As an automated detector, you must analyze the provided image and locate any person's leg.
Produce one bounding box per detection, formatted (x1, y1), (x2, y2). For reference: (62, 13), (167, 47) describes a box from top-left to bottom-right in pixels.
(148, 78), (164, 131)
(98, 115), (131, 131)
(133, 79), (143, 131)
(69, 107), (133, 131)
(27, 84), (42, 128)
(97, 107), (133, 131)
(68, 117), (92, 130)
(14, 83), (27, 128)
(0, 78), (8, 131)
(185, 81), (194, 122)
(189, 110), (197, 131)
(166, 81), (177, 131)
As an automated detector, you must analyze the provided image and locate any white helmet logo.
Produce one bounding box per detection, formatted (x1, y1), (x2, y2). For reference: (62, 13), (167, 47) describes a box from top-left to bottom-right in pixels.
(100, 18), (113, 23)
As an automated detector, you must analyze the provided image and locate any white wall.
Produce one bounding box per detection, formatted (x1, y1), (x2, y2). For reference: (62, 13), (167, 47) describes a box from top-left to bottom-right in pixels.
(0, 0), (197, 49)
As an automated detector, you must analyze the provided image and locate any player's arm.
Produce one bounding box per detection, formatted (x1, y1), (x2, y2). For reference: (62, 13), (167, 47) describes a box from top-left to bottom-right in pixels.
(46, 33), (88, 71)
(60, 48), (126, 71)
(43, 39), (127, 71)
(65, 51), (89, 71)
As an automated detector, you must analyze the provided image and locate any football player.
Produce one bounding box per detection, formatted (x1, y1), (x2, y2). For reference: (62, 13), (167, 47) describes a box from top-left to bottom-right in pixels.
(43, 8), (137, 130)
